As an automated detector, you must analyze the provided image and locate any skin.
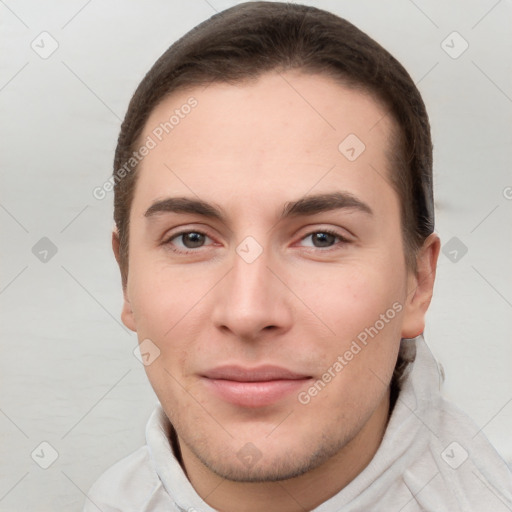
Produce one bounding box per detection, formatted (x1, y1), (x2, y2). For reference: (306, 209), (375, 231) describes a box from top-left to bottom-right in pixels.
(112, 70), (440, 512)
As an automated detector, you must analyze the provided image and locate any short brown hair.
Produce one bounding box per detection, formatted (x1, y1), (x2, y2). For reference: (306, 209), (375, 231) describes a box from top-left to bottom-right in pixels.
(113, 1), (434, 286)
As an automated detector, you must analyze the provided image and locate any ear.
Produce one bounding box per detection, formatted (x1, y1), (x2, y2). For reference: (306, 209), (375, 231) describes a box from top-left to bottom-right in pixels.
(112, 229), (136, 332)
(401, 232), (441, 339)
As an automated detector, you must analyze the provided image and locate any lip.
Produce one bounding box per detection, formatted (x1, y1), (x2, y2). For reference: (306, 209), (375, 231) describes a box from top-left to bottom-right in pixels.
(201, 365), (312, 408)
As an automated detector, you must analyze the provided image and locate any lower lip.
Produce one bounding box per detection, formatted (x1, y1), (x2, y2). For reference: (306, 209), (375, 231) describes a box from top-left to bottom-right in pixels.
(203, 378), (311, 408)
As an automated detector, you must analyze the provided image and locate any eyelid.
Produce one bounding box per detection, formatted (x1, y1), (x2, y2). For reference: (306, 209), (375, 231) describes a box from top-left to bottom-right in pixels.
(162, 223), (215, 242)
(295, 224), (353, 242)
(166, 229), (213, 243)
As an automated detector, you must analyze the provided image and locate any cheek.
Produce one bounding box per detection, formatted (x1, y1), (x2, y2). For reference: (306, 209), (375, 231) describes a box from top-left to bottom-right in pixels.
(128, 265), (206, 394)
(127, 260), (225, 392)
(293, 259), (406, 344)
(291, 258), (406, 403)
(128, 256), (212, 337)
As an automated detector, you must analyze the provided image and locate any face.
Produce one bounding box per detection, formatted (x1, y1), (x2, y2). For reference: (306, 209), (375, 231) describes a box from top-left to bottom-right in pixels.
(118, 71), (430, 482)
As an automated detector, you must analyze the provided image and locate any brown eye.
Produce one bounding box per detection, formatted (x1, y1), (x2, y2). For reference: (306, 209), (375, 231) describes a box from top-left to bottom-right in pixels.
(166, 231), (213, 252)
(311, 232), (337, 247)
(180, 232), (206, 248)
(297, 230), (350, 250)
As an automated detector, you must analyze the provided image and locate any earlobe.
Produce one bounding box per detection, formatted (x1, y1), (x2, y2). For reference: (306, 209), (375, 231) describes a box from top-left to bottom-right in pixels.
(400, 233), (441, 339)
(112, 229), (137, 332)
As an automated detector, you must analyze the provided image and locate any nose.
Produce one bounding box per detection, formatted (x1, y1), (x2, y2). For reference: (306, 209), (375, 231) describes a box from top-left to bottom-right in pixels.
(211, 245), (294, 341)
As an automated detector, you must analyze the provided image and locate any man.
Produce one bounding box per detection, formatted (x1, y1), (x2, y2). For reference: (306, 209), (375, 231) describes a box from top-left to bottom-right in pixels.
(85, 2), (512, 510)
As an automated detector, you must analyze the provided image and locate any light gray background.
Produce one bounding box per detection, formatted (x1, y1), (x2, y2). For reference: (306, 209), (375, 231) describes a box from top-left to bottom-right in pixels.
(1, 0), (511, 510)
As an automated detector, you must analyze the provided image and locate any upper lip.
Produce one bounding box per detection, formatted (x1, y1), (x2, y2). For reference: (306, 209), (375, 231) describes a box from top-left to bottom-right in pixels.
(202, 365), (310, 382)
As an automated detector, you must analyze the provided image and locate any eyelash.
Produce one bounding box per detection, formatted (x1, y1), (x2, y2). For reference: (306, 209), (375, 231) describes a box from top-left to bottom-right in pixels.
(163, 228), (351, 254)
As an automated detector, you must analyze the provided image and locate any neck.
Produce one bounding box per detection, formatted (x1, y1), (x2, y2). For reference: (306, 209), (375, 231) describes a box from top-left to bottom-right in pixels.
(177, 389), (391, 512)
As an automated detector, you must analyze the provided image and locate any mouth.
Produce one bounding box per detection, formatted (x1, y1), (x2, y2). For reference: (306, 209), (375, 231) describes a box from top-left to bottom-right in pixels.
(201, 365), (312, 408)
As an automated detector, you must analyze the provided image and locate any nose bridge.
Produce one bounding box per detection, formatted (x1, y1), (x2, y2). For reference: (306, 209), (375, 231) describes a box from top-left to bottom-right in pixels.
(212, 243), (292, 338)
(228, 246), (276, 313)
(239, 249), (271, 293)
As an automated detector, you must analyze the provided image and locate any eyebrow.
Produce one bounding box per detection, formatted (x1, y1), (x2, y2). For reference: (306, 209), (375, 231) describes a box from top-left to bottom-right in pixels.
(144, 192), (373, 222)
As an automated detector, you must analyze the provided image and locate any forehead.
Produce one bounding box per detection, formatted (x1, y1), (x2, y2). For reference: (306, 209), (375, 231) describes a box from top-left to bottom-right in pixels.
(133, 71), (396, 217)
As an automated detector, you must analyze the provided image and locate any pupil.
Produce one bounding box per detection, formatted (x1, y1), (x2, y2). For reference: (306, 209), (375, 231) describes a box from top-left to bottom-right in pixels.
(313, 232), (335, 247)
(184, 232), (205, 248)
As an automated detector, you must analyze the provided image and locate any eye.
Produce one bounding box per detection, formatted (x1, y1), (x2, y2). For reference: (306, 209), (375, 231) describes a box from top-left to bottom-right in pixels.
(165, 231), (213, 252)
(299, 230), (349, 249)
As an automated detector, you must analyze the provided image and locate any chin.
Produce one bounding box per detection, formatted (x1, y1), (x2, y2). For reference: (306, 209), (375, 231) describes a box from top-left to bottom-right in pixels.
(185, 433), (348, 483)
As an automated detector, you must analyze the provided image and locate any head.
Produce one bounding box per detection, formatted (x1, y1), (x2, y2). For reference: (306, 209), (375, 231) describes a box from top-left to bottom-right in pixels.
(112, 1), (439, 484)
